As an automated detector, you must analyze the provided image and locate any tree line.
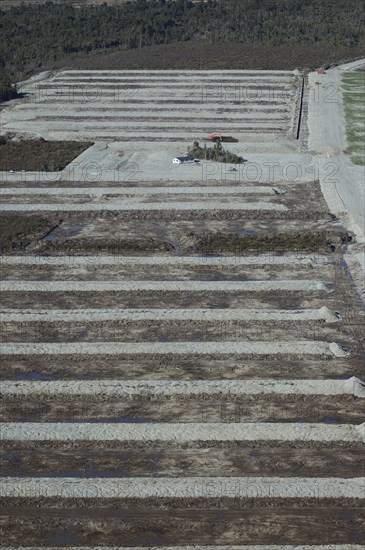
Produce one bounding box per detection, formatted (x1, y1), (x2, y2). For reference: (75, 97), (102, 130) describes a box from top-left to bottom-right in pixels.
(188, 140), (245, 164)
(1, 0), (365, 101)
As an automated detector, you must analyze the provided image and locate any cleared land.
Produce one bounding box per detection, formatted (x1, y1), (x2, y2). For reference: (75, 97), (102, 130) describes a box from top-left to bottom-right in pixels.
(3, 70), (300, 143)
(342, 71), (365, 165)
(0, 69), (364, 547)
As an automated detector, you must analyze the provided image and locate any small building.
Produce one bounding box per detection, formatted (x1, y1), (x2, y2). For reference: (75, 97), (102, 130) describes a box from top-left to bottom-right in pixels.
(172, 156), (195, 164)
(315, 67), (325, 75)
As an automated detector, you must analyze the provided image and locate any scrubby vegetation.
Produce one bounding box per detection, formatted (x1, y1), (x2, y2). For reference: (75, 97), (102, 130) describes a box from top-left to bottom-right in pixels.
(0, 136), (92, 171)
(0, 67), (18, 102)
(198, 230), (352, 255)
(0, 0), (364, 83)
(188, 141), (245, 164)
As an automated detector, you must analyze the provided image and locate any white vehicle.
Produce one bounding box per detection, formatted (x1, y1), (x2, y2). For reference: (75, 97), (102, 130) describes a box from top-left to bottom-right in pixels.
(172, 156), (196, 164)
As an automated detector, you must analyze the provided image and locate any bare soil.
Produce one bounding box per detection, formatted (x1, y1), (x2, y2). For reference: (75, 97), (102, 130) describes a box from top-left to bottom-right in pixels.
(1, 394), (363, 424)
(0, 213), (59, 253)
(1, 500), (364, 545)
(1, 68), (364, 546)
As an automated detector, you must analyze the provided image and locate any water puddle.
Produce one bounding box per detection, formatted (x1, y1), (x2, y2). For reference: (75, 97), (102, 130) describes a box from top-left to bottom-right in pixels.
(42, 234), (57, 242)
(249, 450), (261, 457)
(235, 227), (256, 236)
(337, 510), (355, 520)
(40, 223), (61, 243)
(68, 416), (150, 424)
(15, 370), (57, 381)
(164, 240), (182, 255)
(288, 361), (301, 369)
(63, 221), (85, 238)
(46, 531), (81, 545)
(322, 416), (339, 424)
(129, 534), (167, 546)
(2, 451), (21, 465)
(198, 271), (227, 281)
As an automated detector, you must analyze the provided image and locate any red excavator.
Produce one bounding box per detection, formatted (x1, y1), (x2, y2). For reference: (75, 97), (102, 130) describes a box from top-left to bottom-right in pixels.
(207, 132), (223, 142)
(207, 133), (238, 143)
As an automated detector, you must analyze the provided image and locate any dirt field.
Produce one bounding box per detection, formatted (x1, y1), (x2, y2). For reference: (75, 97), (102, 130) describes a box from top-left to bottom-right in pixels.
(0, 0), (131, 8)
(3, 70), (300, 143)
(0, 68), (364, 547)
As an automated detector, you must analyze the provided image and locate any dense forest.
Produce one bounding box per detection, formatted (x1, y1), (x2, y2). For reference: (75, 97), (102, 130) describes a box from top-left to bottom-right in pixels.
(0, 67), (18, 102)
(1, 0), (365, 100)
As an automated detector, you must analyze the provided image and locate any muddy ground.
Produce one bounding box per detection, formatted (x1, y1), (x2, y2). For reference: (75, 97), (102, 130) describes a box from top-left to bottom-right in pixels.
(0, 69), (364, 547)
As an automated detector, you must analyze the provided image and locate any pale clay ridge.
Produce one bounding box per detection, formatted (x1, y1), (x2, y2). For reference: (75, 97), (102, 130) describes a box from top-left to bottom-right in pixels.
(25, 93), (292, 102)
(1, 135), (291, 144)
(0, 280), (331, 292)
(6, 120), (288, 130)
(0, 254), (329, 266)
(15, 112), (289, 122)
(0, 186), (281, 196)
(1, 423), (363, 442)
(19, 105), (291, 115)
(0, 122), (293, 131)
(51, 69), (295, 73)
(17, 97), (292, 106)
(50, 80), (294, 86)
(30, 98), (291, 107)
(0, 341), (348, 357)
(1, 547), (363, 550)
(0, 306), (340, 324)
(49, 72), (295, 80)
(0, 477), (364, 499)
(2, 378), (363, 397)
(0, 548), (363, 550)
(17, 105), (291, 115)
(18, 102), (292, 111)
(0, 202), (287, 212)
